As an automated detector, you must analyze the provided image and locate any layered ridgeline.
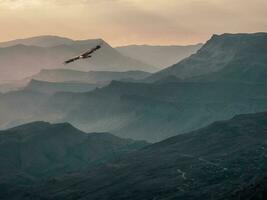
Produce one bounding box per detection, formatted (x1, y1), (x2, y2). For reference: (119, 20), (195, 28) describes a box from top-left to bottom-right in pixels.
(116, 43), (202, 69)
(0, 36), (155, 81)
(28, 32), (267, 142)
(0, 79), (266, 142)
(22, 70), (151, 94)
(148, 33), (267, 83)
(4, 112), (267, 200)
(0, 69), (151, 93)
(24, 80), (100, 94)
(0, 121), (148, 187)
(29, 69), (151, 83)
(0, 35), (74, 48)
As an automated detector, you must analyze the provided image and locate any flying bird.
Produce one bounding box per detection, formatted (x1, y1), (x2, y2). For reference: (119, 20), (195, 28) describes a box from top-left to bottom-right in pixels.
(64, 44), (102, 64)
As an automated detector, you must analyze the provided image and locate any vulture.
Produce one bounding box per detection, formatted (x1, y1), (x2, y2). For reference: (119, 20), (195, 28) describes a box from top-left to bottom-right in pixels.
(64, 44), (101, 64)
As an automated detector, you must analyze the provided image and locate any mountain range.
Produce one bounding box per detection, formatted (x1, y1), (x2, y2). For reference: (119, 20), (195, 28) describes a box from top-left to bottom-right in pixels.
(1, 111), (267, 200)
(0, 33), (267, 142)
(0, 69), (151, 93)
(0, 32), (267, 199)
(0, 79), (266, 142)
(21, 69), (151, 94)
(0, 35), (202, 70)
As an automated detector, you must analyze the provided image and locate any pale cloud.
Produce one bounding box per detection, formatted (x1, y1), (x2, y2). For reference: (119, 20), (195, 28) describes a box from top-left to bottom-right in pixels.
(0, 0), (266, 45)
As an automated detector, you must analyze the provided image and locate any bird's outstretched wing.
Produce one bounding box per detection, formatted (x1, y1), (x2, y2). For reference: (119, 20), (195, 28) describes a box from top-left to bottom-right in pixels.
(82, 45), (101, 58)
(64, 44), (102, 65)
(64, 56), (80, 64)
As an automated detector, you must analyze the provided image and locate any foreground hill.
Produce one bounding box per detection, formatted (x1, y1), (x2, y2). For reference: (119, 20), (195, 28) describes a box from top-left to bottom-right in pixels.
(116, 43), (202, 69)
(0, 36), (155, 81)
(148, 33), (267, 82)
(5, 112), (267, 200)
(0, 121), (148, 186)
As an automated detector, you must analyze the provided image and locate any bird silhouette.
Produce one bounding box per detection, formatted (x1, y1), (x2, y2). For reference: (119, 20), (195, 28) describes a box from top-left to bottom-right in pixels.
(64, 44), (102, 64)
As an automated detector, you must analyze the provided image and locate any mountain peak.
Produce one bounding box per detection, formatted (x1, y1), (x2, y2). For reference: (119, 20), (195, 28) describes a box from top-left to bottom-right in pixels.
(7, 121), (75, 132)
(148, 32), (267, 82)
(0, 35), (74, 48)
(7, 121), (51, 131)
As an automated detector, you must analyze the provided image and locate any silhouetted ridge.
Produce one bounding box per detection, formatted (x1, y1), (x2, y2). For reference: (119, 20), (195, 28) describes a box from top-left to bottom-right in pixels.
(8, 121), (51, 131)
(0, 121), (148, 188)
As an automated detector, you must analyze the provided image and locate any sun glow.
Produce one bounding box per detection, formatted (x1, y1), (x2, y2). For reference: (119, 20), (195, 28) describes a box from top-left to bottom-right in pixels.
(0, 0), (266, 45)
(0, 0), (43, 9)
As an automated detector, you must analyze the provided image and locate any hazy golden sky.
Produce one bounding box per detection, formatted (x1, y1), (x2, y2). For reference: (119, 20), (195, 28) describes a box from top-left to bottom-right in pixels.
(0, 0), (267, 46)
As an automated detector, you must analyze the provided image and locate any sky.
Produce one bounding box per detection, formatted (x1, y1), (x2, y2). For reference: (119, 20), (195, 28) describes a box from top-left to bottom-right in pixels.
(0, 0), (266, 46)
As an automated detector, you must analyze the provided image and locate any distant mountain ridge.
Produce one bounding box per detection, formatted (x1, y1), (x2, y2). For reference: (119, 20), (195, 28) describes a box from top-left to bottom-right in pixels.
(116, 43), (202, 69)
(0, 35), (74, 48)
(24, 79), (100, 94)
(0, 33), (267, 142)
(30, 68), (151, 83)
(0, 36), (156, 81)
(148, 32), (267, 83)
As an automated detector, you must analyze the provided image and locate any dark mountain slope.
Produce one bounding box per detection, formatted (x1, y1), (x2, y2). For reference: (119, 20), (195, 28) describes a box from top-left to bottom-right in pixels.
(222, 177), (267, 200)
(148, 33), (267, 82)
(0, 121), (148, 185)
(190, 56), (267, 84)
(8, 112), (267, 200)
